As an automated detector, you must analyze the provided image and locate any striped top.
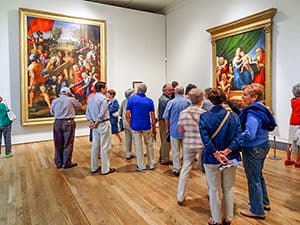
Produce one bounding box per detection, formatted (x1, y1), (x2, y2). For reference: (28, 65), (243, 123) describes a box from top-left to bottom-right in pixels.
(178, 105), (206, 149)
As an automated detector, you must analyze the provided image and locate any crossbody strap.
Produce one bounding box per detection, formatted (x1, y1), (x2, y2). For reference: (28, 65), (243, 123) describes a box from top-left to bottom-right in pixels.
(211, 110), (230, 140)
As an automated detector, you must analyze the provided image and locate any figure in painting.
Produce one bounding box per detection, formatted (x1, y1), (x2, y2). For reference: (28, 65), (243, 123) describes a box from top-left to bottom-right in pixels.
(232, 48), (252, 90)
(253, 47), (266, 86)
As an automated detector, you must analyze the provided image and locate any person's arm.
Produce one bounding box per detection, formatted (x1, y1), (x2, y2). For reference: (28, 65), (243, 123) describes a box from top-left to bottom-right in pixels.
(125, 110), (131, 127)
(199, 114), (217, 154)
(242, 114), (259, 140)
(110, 99), (119, 114)
(150, 111), (157, 138)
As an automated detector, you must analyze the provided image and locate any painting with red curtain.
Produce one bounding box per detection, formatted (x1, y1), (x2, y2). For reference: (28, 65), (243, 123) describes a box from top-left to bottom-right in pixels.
(24, 15), (103, 120)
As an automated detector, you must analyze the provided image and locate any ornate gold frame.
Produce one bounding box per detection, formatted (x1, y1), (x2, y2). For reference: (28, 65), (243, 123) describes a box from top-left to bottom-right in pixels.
(19, 8), (106, 126)
(207, 8), (276, 108)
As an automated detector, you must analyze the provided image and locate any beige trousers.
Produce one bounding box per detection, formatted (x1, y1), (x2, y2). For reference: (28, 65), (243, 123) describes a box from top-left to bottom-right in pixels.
(91, 121), (112, 174)
(203, 164), (236, 224)
(132, 129), (156, 170)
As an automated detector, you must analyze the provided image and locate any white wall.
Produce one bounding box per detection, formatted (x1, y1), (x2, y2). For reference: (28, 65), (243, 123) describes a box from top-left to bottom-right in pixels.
(166, 0), (300, 142)
(1, 0), (165, 144)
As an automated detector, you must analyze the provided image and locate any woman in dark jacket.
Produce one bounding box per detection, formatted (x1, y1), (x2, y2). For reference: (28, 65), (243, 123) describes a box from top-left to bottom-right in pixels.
(199, 88), (241, 225)
(239, 83), (276, 220)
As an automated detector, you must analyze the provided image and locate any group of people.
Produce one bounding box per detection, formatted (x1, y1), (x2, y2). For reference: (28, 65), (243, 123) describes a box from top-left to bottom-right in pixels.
(1, 79), (297, 225)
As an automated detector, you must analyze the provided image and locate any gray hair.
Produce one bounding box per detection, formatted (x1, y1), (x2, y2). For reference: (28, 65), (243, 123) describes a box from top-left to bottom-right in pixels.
(292, 83), (300, 97)
(137, 83), (147, 94)
(175, 85), (184, 96)
(125, 88), (135, 99)
(188, 88), (204, 104)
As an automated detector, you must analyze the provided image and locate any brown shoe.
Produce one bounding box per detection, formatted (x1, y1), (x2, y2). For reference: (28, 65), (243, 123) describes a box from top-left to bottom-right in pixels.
(240, 209), (265, 220)
(264, 204), (271, 211)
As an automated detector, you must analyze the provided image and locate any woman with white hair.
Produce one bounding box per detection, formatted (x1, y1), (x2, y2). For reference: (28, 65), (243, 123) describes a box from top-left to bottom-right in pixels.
(285, 83), (300, 168)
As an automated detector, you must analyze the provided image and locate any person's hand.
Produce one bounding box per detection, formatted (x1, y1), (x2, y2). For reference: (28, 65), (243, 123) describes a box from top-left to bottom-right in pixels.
(219, 148), (232, 156)
(152, 126), (157, 141)
(213, 151), (229, 164)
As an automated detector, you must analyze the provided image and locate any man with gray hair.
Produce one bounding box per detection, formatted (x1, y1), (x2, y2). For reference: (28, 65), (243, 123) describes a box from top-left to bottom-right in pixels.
(158, 83), (173, 165)
(177, 88), (206, 205)
(50, 87), (81, 169)
(126, 83), (157, 172)
(163, 85), (191, 176)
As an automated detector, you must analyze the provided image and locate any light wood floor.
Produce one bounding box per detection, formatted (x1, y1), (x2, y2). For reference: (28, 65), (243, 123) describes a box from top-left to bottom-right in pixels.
(0, 134), (299, 225)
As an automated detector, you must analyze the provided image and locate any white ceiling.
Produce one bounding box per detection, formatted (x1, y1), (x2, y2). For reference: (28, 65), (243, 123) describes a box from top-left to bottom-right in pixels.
(84, 0), (177, 14)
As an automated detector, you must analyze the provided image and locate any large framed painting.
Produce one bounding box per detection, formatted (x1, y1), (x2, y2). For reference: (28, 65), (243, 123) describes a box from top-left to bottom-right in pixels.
(19, 8), (106, 126)
(207, 8), (276, 108)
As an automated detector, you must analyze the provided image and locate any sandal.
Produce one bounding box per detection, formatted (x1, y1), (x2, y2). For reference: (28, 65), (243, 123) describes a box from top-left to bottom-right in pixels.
(102, 168), (116, 175)
(208, 218), (222, 225)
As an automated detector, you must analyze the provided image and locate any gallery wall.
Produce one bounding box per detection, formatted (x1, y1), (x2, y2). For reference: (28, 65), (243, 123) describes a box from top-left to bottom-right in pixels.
(166, 0), (300, 142)
(1, 0), (165, 144)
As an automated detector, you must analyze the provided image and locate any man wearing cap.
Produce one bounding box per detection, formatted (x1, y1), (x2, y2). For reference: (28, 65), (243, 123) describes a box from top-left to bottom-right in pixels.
(50, 87), (82, 169)
(86, 81), (115, 175)
(126, 83), (157, 172)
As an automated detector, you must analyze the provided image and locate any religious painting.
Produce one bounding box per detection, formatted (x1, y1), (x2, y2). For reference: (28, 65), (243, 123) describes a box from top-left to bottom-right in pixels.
(19, 8), (106, 126)
(207, 8), (276, 108)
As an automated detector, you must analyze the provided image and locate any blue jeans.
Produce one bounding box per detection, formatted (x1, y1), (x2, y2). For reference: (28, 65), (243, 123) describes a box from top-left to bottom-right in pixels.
(242, 141), (270, 215)
(0, 125), (12, 155)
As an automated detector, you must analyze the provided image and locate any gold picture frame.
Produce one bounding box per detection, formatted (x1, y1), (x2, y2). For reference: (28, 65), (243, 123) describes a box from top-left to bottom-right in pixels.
(207, 8), (276, 108)
(19, 8), (106, 126)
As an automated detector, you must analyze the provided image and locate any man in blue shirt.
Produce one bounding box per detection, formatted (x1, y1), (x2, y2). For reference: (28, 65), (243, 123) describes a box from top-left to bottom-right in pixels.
(163, 85), (191, 176)
(126, 83), (156, 172)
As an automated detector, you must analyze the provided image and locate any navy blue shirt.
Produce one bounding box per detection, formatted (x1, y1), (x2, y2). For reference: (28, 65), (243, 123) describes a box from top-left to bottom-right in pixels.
(199, 105), (242, 164)
(126, 93), (154, 131)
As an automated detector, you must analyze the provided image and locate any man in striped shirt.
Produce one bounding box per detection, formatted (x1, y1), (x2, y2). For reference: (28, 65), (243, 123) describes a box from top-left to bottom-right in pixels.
(177, 88), (206, 205)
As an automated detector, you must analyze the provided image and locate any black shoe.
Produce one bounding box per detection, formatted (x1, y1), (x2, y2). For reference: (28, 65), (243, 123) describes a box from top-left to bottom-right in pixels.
(173, 171), (180, 176)
(91, 166), (101, 174)
(126, 156), (134, 160)
(177, 199), (185, 206)
(56, 165), (62, 169)
(63, 162), (78, 169)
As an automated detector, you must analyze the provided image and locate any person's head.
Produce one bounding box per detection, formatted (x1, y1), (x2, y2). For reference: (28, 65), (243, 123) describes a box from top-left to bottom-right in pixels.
(171, 80), (179, 89)
(107, 89), (116, 99)
(124, 88), (135, 99)
(137, 83), (147, 94)
(292, 83), (300, 97)
(185, 83), (197, 96)
(188, 88), (204, 105)
(242, 83), (264, 105)
(207, 88), (226, 105)
(204, 87), (212, 99)
(174, 85), (184, 96)
(235, 47), (241, 56)
(0, 96), (2, 102)
(162, 83), (173, 97)
(95, 81), (107, 94)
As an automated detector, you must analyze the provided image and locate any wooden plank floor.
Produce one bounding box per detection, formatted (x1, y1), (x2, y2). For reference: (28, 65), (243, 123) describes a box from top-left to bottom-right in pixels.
(0, 134), (299, 225)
